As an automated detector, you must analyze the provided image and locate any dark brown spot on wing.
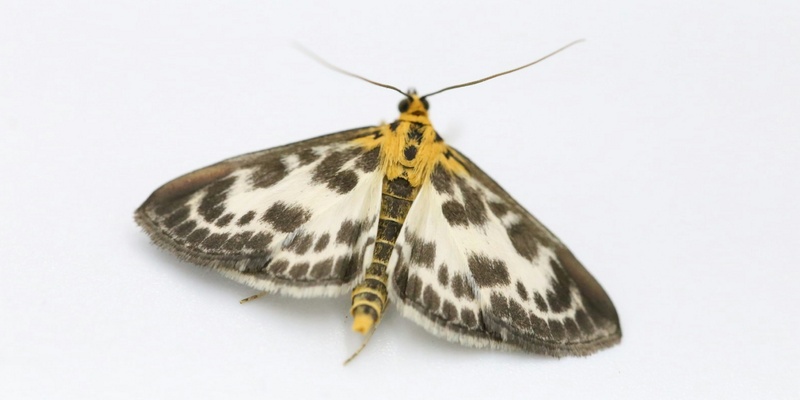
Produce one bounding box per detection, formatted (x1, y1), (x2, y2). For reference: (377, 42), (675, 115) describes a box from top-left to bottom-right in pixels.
(250, 157), (287, 189)
(488, 201), (509, 218)
(268, 259), (289, 275)
(406, 274), (423, 301)
(507, 219), (543, 262)
(437, 264), (449, 286)
(327, 170), (359, 194)
(313, 149), (356, 178)
(314, 233), (330, 252)
(422, 285), (441, 310)
(289, 263), (310, 279)
(546, 258), (573, 313)
(461, 308), (477, 327)
(533, 293), (549, 312)
(215, 213), (234, 227)
(516, 281), (529, 301)
(297, 148), (319, 166)
(564, 318), (581, 341)
(198, 177), (236, 222)
(468, 254), (510, 287)
(430, 164), (454, 195)
(237, 211), (256, 226)
(460, 185), (487, 225)
(451, 274), (469, 299)
(548, 320), (565, 341)
(309, 147), (364, 194)
(529, 313), (549, 337)
(489, 292), (532, 331)
(309, 258), (334, 279)
(392, 259), (409, 297)
(247, 232), (273, 249)
(336, 219), (368, 246)
(262, 202), (311, 233)
(441, 201), (468, 227)
(164, 206), (190, 229)
(333, 255), (360, 282)
(202, 233), (230, 249)
(355, 147), (380, 172)
(508, 298), (531, 329)
(222, 232), (253, 251)
(408, 233), (436, 268)
(286, 232), (314, 254)
(490, 292), (510, 319)
(441, 300), (458, 321)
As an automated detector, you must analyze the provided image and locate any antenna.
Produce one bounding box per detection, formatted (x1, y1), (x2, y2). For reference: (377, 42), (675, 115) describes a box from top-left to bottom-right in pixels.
(422, 39), (584, 98)
(295, 43), (409, 98)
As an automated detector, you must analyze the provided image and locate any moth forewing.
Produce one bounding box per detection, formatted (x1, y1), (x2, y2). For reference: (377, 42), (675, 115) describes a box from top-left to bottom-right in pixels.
(135, 127), (386, 297)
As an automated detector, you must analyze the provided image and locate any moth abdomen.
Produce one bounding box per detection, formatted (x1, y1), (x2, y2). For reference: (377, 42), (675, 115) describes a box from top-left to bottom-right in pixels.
(350, 176), (420, 333)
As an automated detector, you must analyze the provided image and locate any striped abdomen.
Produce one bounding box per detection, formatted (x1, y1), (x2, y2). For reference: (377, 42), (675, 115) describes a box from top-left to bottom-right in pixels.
(350, 177), (419, 333)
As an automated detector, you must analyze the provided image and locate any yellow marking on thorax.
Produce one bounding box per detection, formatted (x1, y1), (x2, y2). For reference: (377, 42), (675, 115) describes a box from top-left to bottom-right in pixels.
(352, 95), (467, 187)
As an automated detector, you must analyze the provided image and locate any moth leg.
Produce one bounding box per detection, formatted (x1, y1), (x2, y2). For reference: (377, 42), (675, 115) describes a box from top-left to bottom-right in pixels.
(239, 291), (268, 304)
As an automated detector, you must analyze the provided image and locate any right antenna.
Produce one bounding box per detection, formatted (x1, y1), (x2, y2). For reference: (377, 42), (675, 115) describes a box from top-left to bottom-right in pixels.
(422, 39), (585, 99)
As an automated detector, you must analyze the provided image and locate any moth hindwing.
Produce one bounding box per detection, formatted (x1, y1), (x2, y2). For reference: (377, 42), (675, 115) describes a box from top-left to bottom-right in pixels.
(136, 93), (621, 357)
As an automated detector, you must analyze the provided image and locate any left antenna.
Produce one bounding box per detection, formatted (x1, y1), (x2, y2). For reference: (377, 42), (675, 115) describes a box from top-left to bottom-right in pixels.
(295, 43), (409, 98)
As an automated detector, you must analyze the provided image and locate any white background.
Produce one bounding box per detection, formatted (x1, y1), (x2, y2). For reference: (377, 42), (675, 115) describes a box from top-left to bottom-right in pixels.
(2, 1), (798, 399)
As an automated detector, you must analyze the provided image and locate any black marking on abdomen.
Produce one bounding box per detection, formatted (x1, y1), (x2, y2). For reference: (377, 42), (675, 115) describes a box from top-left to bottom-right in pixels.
(384, 177), (415, 199)
(373, 241), (394, 264)
(377, 219), (402, 242)
(381, 195), (413, 220)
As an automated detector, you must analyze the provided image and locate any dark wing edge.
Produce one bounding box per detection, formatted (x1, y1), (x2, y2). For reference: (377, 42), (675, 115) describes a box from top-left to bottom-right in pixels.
(451, 147), (621, 356)
(134, 126), (379, 280)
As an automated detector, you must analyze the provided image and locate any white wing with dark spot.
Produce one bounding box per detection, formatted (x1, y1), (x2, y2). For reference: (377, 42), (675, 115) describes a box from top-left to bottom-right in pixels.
(135, 127), (385, 297)
(389, 151), (621, 356)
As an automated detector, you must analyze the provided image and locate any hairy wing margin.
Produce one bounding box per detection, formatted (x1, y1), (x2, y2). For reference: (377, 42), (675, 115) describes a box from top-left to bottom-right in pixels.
(135, 126), (385, 296)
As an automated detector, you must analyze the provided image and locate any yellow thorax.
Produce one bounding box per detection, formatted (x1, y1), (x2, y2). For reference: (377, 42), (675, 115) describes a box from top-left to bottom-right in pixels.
(355, 94), (466, 187)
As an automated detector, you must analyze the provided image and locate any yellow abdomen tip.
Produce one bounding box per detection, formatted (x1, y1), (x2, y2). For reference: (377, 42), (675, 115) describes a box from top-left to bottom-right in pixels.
(352, 313), (374, 334)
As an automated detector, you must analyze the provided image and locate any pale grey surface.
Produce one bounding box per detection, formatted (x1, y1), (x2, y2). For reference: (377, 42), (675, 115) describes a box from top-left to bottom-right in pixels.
(1, 1), (798, 399)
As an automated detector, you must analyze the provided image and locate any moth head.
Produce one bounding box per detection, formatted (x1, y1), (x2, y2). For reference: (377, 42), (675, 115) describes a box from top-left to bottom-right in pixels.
(398, 89), (430, 119)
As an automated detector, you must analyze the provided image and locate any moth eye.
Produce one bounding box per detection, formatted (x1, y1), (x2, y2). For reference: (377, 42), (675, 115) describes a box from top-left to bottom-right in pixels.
(421, 98), (430, 110)
(398, 99), (410, 113)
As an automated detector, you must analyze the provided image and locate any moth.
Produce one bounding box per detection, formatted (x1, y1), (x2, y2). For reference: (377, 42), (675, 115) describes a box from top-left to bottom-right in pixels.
(135, 42), (621, 358)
